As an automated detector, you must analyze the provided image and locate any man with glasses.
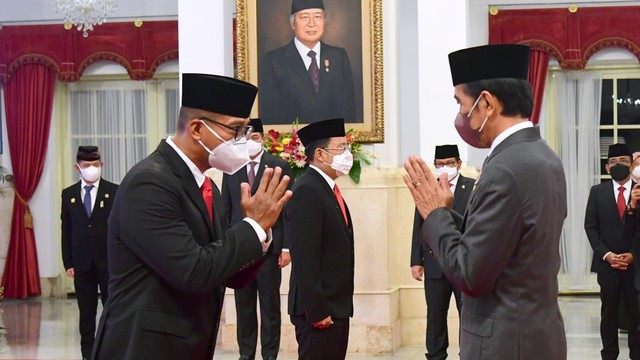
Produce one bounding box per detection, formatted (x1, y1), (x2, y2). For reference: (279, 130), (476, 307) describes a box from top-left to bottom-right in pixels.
(93, 74), (293, 360)
(259, 0), (356, 125)
(586, 143), (640, 360)
(285, 118), (355, 359)
(409, 144), (474, 360)
(221, 118), (293, 360)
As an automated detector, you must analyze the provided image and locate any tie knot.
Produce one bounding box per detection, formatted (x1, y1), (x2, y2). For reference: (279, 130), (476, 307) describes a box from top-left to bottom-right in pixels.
(201, 179), (212, 191)
(619, 186), (625, 193)
(308, 50), (316, 58)
(85, 185), (94, 191)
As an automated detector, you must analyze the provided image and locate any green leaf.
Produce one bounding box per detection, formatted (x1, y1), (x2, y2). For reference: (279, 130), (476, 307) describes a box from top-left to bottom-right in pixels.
(349, 159), (362, 184)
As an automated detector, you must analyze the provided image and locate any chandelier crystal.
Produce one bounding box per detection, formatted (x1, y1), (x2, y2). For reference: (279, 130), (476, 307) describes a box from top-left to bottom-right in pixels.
(55, 0), (117, 37)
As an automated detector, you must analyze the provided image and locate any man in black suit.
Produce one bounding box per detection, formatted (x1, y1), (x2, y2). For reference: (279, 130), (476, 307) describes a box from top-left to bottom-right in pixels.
(61, 146), (118, 360)
(586, 143), (640, 360)
(286, 118), (355, 359)
(410, 144), (473, 360)
(259, 0), (356, 125)
(92, 74), (293, 360)
(222, 118), (293, 360)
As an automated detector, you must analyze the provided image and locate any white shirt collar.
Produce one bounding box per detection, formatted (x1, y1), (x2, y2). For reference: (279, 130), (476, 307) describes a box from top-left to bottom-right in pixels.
(612, 177), (633, 192)
(309, 164), (336, 189)
(488, 121), (533, 156)
(81, 177), (100, 189)
(166, 136), (207, 187)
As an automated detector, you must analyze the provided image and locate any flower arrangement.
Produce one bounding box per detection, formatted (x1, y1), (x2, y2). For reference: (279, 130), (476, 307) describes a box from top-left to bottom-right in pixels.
(263, 121), (374, 184)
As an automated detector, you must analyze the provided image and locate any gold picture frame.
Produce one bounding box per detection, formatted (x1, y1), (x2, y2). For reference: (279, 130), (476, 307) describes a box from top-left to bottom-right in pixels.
(235, 0), (384, 143)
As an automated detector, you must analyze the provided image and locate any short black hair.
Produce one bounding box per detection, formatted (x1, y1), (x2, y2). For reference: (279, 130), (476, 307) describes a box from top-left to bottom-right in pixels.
(462, 78), (533, 118)
(305, 138), (331, 161)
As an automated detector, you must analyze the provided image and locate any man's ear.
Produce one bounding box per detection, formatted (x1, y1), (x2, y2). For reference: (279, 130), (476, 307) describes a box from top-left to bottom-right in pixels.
(188, 119), (204, 140)
(480, 90), (499, 118)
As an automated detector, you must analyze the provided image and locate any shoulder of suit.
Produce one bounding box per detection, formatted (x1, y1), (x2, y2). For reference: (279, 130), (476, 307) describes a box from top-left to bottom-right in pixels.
(320, 41), (346, 54)
(266, 41), (295, 58)
(62, 181), (81, 194)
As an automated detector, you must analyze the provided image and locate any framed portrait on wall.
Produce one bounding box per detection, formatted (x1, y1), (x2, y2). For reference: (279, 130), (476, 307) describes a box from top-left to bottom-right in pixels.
(235, 0), (384, 143)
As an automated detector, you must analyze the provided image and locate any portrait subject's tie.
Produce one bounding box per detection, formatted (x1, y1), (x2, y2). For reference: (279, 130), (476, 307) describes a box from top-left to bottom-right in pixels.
(84, 185), (94, 216)
(307, 50), (320, 93)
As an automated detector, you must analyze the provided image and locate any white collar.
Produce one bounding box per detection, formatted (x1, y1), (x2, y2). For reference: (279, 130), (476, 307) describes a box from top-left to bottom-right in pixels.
(166, 136), (207, 188)
(488, 121), (533, 156)
(309, 164), (336, 189)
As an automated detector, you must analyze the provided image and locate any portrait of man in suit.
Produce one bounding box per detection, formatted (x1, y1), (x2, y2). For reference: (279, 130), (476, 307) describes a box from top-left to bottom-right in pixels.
(221, 118), (293, 360)
(258, 0), (362, 125)
(285, 118), (355, 359)
(585, 143), (640, 360)
(410, 144), (474, 360)
(61, 145), (118, 360)
(404, 44), (568, 360)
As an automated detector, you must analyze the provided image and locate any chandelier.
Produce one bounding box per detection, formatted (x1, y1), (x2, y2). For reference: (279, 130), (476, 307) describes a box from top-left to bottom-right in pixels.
(55, 0), (117, 37)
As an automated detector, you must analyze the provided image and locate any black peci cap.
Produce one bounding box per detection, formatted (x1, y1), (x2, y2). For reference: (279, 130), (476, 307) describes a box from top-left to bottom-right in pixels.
(608, 143), (632, 159)
(250, 118), (264, 134)
(448, 44), (530, 86)
(297, 118), (345, 146)
(181, 73), (257, 118)
(435, 145), (460, 159)
(76, 146), (100, 162)
(291, 0), (325, 14)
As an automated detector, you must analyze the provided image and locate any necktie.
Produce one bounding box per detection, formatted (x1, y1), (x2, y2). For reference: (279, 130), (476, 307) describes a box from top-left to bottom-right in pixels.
(333, 184), (348, 225)
(248, 161), (257, 188)
(201, 179), (214, 222)
(84, 185), (94, 216)
(617, 186), (626, 218)
(307, 50), (320, 93)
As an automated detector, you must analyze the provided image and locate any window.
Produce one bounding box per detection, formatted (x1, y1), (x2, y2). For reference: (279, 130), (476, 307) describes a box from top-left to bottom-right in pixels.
(599, 74), (640, 179)
(64, 78), (179, 184)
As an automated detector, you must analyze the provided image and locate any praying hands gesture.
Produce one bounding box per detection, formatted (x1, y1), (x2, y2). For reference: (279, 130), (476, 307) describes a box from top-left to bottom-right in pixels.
(403, 155), (454, 220)
(241, 166), (293, 232)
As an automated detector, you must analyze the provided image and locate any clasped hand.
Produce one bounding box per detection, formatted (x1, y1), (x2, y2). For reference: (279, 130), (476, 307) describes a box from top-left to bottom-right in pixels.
(241, 166), (293, 232)
(606, 252), (634, 271)
(403, 155), (453, 220)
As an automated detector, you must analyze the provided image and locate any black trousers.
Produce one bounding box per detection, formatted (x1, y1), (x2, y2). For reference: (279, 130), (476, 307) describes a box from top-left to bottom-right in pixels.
(74, 261), (108, 359)
(235, 255), (282, 359)
(424, 275), (462, 360)
(597, 271), (640, 360)
(290, 315), (349, 360)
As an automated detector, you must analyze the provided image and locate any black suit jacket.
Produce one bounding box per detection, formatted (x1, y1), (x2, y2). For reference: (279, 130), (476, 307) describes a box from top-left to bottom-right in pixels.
(61, 179), (118, 272)
(260, 40), (356, 125)
(286, 167), (355, 323)
(222, 152), (293, 254)
(410, 174), (475, 278)
(585, 180), (637, 274)
(93, 140), (265, 360)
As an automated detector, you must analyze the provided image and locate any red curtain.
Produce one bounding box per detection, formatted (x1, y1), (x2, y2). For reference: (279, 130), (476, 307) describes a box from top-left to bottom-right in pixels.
(528, 50), (550, 125)
(2, 64), (56, 298)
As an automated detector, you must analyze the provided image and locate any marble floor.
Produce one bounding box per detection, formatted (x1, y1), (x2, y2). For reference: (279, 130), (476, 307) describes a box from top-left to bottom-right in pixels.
(0, 296), (628, 359)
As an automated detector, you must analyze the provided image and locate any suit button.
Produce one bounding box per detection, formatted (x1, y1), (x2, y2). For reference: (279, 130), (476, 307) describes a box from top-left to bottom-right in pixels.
(88, 225), (92, 228)
(89, 238), (93, 242)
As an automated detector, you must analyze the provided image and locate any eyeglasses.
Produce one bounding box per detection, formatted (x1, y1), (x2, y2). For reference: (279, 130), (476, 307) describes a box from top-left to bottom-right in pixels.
(323, 145), (352, 154)
(434, 160), (458, 168)
(200, 117), (253, 141)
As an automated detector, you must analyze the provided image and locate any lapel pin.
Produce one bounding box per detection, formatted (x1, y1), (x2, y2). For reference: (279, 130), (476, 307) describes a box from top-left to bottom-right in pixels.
(461, 185), (466, 189)
(71, 198), (76, 203)
(105, 193), (110, 199)
(324, 59), (330, 72)
(100, 201), (104, 208)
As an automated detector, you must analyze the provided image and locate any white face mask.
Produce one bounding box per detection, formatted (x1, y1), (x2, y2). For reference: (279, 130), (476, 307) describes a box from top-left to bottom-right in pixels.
(435, 165), (458, 182)
(80, 165), (101, 183)
(322, 149), (354, 176)
(198, 120), (250, 175)
(632, 166), (640, 182)
(246, 139), (264, 157)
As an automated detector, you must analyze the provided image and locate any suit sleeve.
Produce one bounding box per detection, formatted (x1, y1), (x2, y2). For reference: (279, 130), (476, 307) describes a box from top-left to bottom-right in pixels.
(422, 164), (522, 297)
(410, 209), (424, 267)
(286, 184), (331, 322)
(584, 186), (610, 259)
(115, 170), (264, 294)
(60, 190), (73, 270)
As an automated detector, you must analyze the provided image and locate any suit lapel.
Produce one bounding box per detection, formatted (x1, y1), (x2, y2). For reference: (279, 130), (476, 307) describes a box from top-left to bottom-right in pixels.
(285, 41), (320, 98)
(308, 168), (351, 232)
(158, 140), (215, 240)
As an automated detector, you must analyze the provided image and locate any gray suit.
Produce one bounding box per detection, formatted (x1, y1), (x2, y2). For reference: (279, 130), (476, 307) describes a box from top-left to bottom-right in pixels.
(421, 126), (567, 360)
